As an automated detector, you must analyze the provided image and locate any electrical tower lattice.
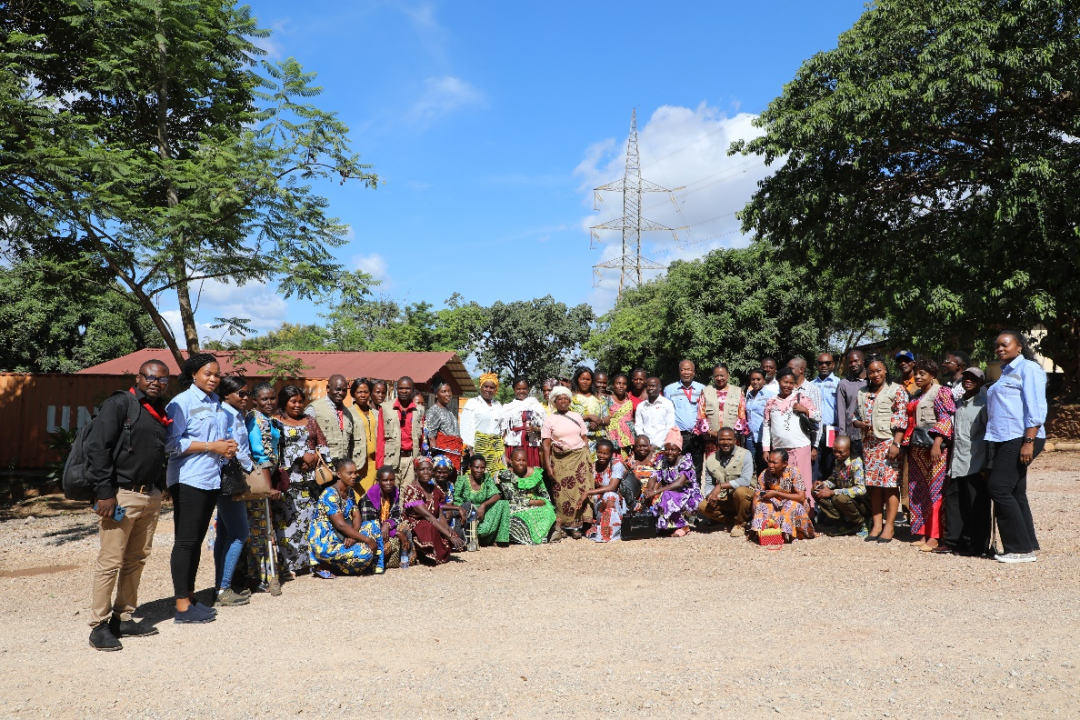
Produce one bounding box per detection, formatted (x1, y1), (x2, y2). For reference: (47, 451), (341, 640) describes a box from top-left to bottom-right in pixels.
(590, 109), (677, 298)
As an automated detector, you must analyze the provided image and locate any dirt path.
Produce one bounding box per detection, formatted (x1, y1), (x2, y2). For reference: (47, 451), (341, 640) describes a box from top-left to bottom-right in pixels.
(1, 455), (1078, 718)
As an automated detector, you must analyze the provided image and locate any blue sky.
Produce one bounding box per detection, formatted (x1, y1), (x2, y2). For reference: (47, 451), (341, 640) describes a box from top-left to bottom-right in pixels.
(173, 0), (869, 344)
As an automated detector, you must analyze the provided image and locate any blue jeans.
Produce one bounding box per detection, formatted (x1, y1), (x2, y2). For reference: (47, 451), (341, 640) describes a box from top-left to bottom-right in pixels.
(213, 496), (249, 590)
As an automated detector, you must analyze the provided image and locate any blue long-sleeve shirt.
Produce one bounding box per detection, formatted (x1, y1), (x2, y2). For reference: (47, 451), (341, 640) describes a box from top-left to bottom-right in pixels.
(165, 386), (231, 489)
(985, 355), (1047, 442)
(223, 404), (254, 473)
(246, 412), (281, 469)
(664, 380), (705, 432)
(745, 386), (777, 443)
(810, 373), (841, 427)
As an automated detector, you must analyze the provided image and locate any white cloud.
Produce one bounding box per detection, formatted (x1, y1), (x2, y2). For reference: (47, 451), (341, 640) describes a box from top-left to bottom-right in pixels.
(574, 103), (776, 310)
(160, 310), (222, 348)
(407, 76), (486, 124)
(251, 19), (290, 61)
(352, 253), (390, 285)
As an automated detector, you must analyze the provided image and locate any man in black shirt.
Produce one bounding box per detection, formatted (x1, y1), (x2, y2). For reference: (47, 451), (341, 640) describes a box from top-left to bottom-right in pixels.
(85, 359), (171, 651)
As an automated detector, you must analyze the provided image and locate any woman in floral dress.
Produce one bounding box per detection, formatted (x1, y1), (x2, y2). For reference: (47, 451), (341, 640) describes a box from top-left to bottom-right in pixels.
(852, 355), (909, 543)
(454, 455), (511, 545)
(750, 448), (815, 542)
(604, 373), (637, 456)
(642, 428), (703, 536)
(580, 439), (628, 543)
(497, 448), (559, 545)
(272, 385), (331, 576)
(570, 366), (608, 459)
(400, 459), (464, 564)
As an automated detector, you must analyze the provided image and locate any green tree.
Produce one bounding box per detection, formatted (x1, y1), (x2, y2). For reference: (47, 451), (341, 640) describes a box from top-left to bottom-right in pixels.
(732, 0), (1080, 387)
(0, 257), (162, 373)
(472, 296), (594, 385)
(585, 246), (839, 381)
(0, 1), (377, 367)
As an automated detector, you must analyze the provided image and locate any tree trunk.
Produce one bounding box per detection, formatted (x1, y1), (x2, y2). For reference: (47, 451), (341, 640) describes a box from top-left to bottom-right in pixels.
(155, 10), (200, 358)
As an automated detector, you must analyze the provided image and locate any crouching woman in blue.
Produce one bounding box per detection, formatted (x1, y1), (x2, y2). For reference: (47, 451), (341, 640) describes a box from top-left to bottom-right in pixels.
(308, 460), (381, 577)
(166, 354), (238, 624)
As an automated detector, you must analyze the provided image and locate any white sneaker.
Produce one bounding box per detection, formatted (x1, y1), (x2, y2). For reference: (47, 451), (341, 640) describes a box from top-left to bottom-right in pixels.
(995, 552), (1037, 564)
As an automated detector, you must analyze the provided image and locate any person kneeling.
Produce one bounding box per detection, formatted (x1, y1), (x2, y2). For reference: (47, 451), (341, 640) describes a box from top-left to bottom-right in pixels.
(750, 449), (815, 543)
(358, 466), (412, 571)
(580, 439), (628, 542)
(697, 427), (756, 537)
(812, 436), (869, 537)
(497, 448), (561, 544)
(308, 460), (380, 577)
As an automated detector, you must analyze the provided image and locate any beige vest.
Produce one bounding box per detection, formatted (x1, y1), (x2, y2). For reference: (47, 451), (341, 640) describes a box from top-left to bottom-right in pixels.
(915, 384), (941, 430)
(380, 400), (425, 468)
(348, 405), (376, 468)
(703, 446), (754, 489)
(857, 382), (903, 440)
(702, 384), (743, 434)
(310, 398), (353, 462)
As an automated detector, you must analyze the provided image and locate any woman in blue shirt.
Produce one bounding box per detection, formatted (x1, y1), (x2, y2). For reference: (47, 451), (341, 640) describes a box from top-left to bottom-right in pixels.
(165, 354), (238, 623)
(985, 331), (1047, 564)
(213, 375), (254, 607)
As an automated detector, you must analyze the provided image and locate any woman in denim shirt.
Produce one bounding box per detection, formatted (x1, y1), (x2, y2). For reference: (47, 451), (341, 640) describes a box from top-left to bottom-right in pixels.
(985, 331), (1048, 564)
(165, 354), (237, 623)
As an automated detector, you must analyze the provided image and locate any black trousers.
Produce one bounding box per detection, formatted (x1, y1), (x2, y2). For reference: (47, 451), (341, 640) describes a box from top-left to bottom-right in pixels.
(987, 438), (1043, 555)
(680, 431), (705, 482)
(944, 472), (992, 554)
(170, 483), (221, 598)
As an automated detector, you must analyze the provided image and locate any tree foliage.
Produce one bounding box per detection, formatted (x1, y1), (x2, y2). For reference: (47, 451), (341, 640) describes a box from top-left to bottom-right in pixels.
(0, 1), (377, 367)
(585, 246), (840, 381)
(472, 296), (595, 385)
(0, 257), (162, 373)
(732, 0), (1080, 388)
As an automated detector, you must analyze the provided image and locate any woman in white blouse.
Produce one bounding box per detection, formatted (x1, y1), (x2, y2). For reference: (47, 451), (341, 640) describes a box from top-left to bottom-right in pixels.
(461, 372), (507, 472)
(502, 377), (546, 467)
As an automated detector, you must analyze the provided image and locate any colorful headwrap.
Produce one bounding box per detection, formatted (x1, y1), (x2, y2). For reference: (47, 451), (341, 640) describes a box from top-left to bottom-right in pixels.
(478, 372), (500, 390)
(433, 455), (454, 471)
(664, 426), (683, 450)
(413, 455), (434, 469)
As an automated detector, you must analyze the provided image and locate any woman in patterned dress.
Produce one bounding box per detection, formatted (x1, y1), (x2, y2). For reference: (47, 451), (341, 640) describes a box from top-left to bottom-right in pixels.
(400, 460), (465, 564)
(570, 366), (608, 459)
(580, 439), (628, 543)
(750, 449), (815, 542)
(272, 385), (331, 576)
(497, 448), (560, 545)
(852, 355), (909, 543)
(244, 382), (283, 594)
(903, 359), (956, 552)
(308, 460), (380, 576)
(461, 373), (506, 472)
(605, 373), (637, 456)
(425, 380), (464, 472)
(541, 386), (593, 539)
(642, 428), (703, 537)
(357, 466), (407, 570)
(453, 454), (512, 545)
(624, 434), (657, 512)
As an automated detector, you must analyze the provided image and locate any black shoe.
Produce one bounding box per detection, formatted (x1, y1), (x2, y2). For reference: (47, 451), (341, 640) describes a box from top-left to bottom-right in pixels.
(109, 616), (159, 638)
(89, 621), (123, 651)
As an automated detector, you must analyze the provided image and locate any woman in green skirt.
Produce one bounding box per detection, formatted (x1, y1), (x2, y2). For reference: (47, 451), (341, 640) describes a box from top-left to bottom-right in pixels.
(454, 455), (511, 545)
(497, 448), (561, 544)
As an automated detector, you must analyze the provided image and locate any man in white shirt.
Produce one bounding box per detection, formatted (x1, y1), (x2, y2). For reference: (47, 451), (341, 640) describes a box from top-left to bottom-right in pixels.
(761, 356), (780, 394)
(636, 377), (676, 450)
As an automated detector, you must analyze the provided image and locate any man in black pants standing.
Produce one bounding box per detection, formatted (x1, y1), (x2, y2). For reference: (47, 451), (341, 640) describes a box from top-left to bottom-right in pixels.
(84, 359), (171, 651)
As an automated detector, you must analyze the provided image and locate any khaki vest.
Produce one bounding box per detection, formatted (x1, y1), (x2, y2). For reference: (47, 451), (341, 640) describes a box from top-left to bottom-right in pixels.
(915, 384), (941, 430)
(380, 400), (425, 468)
(703, 446), (754, 489)
(857, 382), (903, 440)
(310, 398), (353, 462)
(702, 384), (743, 434)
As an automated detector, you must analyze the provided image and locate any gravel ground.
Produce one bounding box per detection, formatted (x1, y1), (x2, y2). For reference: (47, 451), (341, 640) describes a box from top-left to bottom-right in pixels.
(1, 454), (1078, 719)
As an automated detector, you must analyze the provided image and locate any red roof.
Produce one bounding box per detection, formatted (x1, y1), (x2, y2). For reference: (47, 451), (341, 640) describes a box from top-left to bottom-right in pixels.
(78, 349), (476, 394)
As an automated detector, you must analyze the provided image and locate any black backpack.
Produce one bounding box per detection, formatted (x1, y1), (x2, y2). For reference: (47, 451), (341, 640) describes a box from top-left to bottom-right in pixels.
(62, 390), (141, 502)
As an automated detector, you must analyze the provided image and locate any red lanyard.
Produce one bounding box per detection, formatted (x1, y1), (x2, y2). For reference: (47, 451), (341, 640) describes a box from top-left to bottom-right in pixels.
(681, 385), (695, 404)
(130, 388), (172, 426)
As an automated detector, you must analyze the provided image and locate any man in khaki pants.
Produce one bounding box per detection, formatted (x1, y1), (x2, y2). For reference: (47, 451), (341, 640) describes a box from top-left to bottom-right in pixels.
(84, 360), (170, 651)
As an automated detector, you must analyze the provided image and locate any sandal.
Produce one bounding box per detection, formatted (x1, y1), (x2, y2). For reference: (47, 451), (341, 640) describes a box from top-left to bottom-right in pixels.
(313, 569), (335, 580)
(672, 527), (690, 537)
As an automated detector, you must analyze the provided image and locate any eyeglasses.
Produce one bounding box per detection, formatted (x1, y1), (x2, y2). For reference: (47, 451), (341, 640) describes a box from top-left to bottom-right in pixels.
(141, 374), (170, 386)
(817, 361), (834, 366)
(238, 391), (251, 399)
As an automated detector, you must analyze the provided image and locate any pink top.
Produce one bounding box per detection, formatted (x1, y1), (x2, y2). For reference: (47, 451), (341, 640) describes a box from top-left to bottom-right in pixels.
(541, 411), (588, 451)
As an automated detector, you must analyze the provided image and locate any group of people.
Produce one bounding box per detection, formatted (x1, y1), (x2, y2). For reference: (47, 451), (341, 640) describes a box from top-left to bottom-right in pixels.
(83, 330), (1047, 651)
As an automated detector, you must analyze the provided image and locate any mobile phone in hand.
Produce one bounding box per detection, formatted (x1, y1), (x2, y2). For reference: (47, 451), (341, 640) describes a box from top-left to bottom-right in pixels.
(94, 503), (127, 522)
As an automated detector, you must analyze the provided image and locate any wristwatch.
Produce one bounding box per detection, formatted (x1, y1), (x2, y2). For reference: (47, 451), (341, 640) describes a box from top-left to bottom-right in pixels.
(1022, 437), (1035, 444)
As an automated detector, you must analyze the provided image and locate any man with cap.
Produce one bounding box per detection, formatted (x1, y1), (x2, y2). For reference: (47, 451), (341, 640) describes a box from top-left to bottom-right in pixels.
(944, 367), (991, 556)
(895, 350), (917, 394)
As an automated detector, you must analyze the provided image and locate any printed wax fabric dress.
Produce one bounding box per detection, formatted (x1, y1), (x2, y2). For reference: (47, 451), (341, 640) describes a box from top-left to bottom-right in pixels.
(272, 417), (331, 574)
(648, 453), (703, 531)
(244, 410), (281, 588)
(571, 392), (607, 458)
(307, 486), (378, 575)
(903, 386), (956, 539)
(750, 465), (815, 542)
(453, 473), (511, 545)
(496, 467), (557, 545)
(586, 460), (628, 543)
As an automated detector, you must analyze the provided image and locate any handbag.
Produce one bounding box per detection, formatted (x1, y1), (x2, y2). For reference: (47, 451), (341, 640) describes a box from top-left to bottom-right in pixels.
(234, 466), (274, 501)
(312, 455), (334, 487)
(220, 460), (248, 496)
(909, 427), (934, 448)
(620, 510), (659, 540)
